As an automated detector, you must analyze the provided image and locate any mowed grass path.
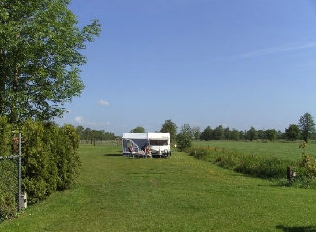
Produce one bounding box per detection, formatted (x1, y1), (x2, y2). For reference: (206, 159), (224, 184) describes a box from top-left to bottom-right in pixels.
(1, 143), (316, 231)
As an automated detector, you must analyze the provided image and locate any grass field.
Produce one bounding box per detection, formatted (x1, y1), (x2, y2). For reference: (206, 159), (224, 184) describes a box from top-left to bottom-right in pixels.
(193, 140), (316, 161)
(1, 142), (316, 231)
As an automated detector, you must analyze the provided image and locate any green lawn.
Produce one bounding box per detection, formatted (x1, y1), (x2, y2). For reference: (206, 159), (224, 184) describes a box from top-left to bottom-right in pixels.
(1, 143), (316, 231)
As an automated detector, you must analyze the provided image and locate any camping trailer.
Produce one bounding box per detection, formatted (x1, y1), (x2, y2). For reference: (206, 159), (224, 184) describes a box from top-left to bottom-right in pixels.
(122, 133), (171, 157)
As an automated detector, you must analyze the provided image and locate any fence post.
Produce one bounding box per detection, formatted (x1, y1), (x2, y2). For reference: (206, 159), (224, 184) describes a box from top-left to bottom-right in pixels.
(287, 166), (293, 184)
(18, 132), (22, 212)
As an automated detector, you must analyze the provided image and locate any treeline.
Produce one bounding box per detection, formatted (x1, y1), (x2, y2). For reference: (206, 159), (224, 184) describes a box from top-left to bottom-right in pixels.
(199, 113), (315, 142)
(155, 113), (316, 151)
(199, 126), (285, 141)
(0, 118), (81, 219)
(75, 126), (117, 141)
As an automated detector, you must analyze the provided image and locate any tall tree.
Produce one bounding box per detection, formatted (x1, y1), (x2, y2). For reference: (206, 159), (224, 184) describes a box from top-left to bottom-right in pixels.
(299, 112), (315, 143)
(265, 129), (277, 141)
(160, 119), (177, 143)
(213, 125), (224, 140)
(246, 126), (258, 141)
(192, 126), (201, 140)
(200, 126), (212, 141)
(0, 0), (101, 123)
(229, 128), (240, 141)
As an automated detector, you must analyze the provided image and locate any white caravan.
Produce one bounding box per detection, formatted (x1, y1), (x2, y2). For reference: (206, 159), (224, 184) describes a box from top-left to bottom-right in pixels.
(122, 133), (171, 157)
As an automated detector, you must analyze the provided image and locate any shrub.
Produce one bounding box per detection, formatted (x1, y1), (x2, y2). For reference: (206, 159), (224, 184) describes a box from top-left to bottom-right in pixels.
(55, 124), (81, 190)
(0, 117), (16, 219)
(21, 121), (81, 203)
(0, 118), (81, 217)
(0, 160), (17, 219)
(176, 132), (192, 151)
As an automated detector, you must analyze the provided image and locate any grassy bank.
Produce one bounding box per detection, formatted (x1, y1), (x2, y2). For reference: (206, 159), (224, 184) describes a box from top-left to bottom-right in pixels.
(1, 143), (316, 231)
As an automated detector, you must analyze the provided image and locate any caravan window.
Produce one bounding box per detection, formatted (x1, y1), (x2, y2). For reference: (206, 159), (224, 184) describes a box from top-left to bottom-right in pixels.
(149, 140), (168, 146)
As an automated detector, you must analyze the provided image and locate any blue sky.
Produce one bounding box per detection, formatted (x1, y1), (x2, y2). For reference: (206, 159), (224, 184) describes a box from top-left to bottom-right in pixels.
(55, 0), (316, 136)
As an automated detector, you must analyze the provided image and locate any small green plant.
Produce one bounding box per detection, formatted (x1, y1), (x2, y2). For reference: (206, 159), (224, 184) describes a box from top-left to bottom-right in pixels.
(299, 141), (316, 179)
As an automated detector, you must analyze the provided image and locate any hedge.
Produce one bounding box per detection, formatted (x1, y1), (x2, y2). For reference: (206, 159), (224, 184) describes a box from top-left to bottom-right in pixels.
(0, 118), (81, 219)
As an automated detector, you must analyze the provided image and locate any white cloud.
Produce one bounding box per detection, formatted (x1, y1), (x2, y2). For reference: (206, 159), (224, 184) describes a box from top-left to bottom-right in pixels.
(74, 116), (85, 124)
(239, 42), (316, 58)
(210, 41), (316, 63)
(97, 100), (110, 106)
(73, 116), (111, 128)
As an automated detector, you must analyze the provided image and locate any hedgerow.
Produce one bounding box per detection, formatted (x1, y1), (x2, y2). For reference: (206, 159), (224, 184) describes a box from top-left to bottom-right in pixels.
(0, 117), (81, 219)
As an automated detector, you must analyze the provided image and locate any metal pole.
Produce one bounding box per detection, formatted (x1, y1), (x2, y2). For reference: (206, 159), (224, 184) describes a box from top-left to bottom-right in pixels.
(18, 132), (21, 212)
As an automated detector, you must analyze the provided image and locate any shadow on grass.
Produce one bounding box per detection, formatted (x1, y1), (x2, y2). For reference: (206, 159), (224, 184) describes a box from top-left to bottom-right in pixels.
(276, 225), (316, 232)
(104, 153), (122, 157)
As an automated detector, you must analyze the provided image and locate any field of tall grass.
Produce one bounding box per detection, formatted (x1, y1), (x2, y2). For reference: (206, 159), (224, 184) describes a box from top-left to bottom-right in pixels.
(1, 141), (316, 231)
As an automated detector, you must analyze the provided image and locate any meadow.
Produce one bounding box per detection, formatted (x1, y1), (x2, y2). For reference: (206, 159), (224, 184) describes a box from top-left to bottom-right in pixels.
(1, 141), (316, 231)
(193, 140), (316, 161)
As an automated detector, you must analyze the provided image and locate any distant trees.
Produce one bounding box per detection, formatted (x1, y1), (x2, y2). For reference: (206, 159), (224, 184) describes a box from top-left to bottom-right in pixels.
(246, 127), (258, 141)
(160, 119), (177, 143)
(229, 129), (240, 141)
(200, 126), (212, 141)
(76, 126), (116, 141)
(130, 126), (145, 133)
(265, 129), (277, 141)
(118, 112), (316, 144)
(176, 124), (193, 151)
(285, 124), (300, 141)
(299, 113), (315, 143)
(213, 125), (224, 140)
(192, 126), (201, 140)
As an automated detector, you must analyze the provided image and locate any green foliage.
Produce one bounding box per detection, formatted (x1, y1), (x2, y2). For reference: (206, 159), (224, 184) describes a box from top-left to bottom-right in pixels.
(265, 129), (277, 141)
(299, 112), (316, 143)
(56, 124), (81, 190)
(0, 117), (15, 219)
(200, 126), (212, 141)
(76, 126), (115, 141)
(130, 126), (145, 133)
(160, 119), (178, 143)
(190, 146), (293, 179)
(176, 124), (193, 151)
(285, 124), (300, 141)
(21, 121), (81, 204)
(0, 160), (17, 220)
(0, 116), (12, 155)
(229, 128), (240, 141)
(0, 0), (101, 123)
(176, 133), (192, 151)
(0, 118), (81, 218)
(212, 125), (224, 140)
(246, 126), (258, 141)
(295, 141), (316, 184)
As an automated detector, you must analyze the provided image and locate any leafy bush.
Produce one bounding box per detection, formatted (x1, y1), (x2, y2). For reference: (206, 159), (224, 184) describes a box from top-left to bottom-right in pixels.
(55, 124), (81, 191)
(0, 118), (81, 219)
(21, 121), (81, 203)
(0, 117), (16, 219)
(176, 132), (192, 151)
(0, 160), (17, 220)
